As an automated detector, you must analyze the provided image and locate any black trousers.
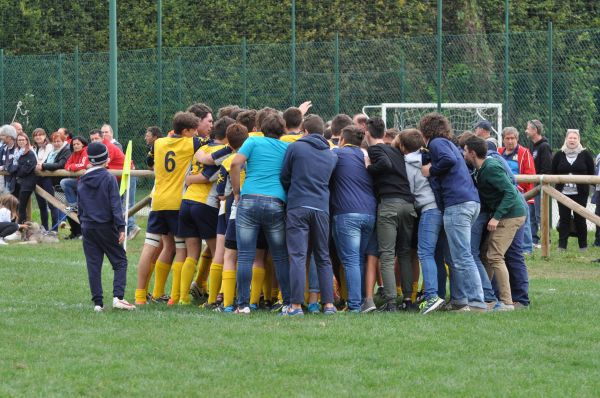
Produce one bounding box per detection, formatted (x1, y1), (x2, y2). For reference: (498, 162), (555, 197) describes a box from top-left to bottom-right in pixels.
(82, 226), (128, 307)
(35, 177), (59, 231)
(18, 190), (33, 224)
(0, 222), (19, 238)
(557, 193), (588, 249)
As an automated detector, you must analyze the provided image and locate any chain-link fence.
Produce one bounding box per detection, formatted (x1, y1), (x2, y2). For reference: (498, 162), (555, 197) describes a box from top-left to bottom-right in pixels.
(2, 27), (600, 186)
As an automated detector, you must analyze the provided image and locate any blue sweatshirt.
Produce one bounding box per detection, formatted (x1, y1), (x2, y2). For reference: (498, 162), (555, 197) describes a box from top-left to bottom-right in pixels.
(281, 134), (338, 213)
(330, 146), (377, 216)
(77, 167), (125, 232)
(428, 137), (479, 209)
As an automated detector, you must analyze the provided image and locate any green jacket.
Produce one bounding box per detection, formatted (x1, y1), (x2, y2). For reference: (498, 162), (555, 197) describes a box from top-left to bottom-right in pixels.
(474, 157), (526, 220)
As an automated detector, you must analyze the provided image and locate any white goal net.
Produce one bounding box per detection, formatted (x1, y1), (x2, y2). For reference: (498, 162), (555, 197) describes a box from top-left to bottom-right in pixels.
(362, 103), (503, 146)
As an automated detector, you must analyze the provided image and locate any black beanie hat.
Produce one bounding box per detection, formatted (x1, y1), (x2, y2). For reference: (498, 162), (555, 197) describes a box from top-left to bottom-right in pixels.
(87, 142), (109, 165)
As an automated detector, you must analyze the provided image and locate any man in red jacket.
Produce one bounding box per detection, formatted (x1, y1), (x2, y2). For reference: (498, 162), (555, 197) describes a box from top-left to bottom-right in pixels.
(498, 126), (536, 254)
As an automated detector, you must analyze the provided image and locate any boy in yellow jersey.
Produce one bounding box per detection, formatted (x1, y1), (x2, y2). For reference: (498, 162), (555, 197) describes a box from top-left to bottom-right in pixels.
(174, 117), (234, 305)
(280, 101), (312, 143)
(134, 111), (207, 305)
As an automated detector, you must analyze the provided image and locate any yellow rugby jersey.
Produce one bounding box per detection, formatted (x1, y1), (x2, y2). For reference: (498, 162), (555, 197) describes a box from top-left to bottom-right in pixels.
(183, 142), (226, 207)
(151, 136), (204, 211)
(249, 131), (264, 137)
(221, 154), (246, 188)
(280, 132), (303, 143)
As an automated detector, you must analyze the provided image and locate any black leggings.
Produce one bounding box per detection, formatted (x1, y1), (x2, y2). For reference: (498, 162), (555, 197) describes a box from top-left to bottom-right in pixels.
(557, 193), (588, 249)
(18, 190), (33, 223)
(0, 222), (19, 238)
(35, 177), (59, 231)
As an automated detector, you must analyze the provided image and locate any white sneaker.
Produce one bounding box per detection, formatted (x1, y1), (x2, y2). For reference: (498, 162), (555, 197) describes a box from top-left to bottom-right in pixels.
(127, 225), (141, 241)
(112, 297), (136, 310)
(235, 306), (251, 314)
(94, 305), (104, 312)
(4, 231), (21, 242)
(0, 238), (7, 245)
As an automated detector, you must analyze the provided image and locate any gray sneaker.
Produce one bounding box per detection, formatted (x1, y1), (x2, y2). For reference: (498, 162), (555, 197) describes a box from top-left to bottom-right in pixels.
(419, 296), (445, 315)
(360, 298), (376, 313)
(513, 302), (530, 310)
(376, 300), (398, 313)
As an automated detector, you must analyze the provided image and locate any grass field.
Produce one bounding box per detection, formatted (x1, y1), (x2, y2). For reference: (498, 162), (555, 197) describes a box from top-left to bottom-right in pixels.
(2, 217), (600, 397)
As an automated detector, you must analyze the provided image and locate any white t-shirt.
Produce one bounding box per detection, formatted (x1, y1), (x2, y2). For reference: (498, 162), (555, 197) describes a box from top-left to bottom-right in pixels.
(0, 207), (12, 223)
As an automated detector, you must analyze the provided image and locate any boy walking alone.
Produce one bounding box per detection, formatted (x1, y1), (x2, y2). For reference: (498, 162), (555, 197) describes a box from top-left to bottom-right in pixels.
(78, 142), (135, 312)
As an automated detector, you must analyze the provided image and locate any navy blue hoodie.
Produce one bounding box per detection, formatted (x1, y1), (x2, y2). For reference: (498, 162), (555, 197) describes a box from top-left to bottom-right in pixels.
(428, 136), (479, 209)
(77, 167), (125, 232)
(330, 146), (376, 216)
(281, 134), (338, 213)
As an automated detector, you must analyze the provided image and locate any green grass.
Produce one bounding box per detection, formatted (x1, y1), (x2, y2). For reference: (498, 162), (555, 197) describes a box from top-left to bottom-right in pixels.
(2, 221), (600, 397)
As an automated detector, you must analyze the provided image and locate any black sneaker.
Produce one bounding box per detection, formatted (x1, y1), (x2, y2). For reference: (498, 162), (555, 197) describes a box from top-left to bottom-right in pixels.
(399, 299), (419, 312)
(376, 300), (398, 312)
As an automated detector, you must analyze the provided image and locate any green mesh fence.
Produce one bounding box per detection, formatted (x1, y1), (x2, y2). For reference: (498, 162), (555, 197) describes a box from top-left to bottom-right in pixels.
(2, 28), (600, 186)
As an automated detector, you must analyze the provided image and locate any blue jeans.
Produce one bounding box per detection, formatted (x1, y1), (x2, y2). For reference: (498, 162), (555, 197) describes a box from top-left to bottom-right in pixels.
(470, 211), (498, 302)
(531, 196), (541, 244)
(332, 213), (376, 310)
(521, 196), (533, 253)
(60, 178), (78, 205)
(236, 195), (290, 308)
(417, 208), (444, 300)
(121, 176), (137, 229)
(443, 201), (485, 308)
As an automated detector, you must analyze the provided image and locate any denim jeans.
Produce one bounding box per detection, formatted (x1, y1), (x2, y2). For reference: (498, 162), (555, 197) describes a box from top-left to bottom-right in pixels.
(531, 195), (541, 244)
(417, 208), (444, 300)
(236, 195), (290, 308)
(60, 178), (78, 205)
(470, 211), (498, 303)
(443, 201), (485, 308)
(121, 176), (137, 229)
(332, 212), (376, 310)
(521, 196), (533, 254)
(287, 207), (334, 305)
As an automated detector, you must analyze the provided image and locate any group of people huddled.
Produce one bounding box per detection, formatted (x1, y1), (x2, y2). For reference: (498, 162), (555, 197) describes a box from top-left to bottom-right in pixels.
(2, 101), (597, 315)
(123, 101), (593, 317)
(0, 122), (142, 243)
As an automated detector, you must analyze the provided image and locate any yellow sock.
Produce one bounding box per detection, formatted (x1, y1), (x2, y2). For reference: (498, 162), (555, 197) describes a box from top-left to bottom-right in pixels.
(169, 261), (183, 303)
(222, 270), (236, 308)
(250, 266), (266, 305)
(277, 290), (283, 301)
(208, 263), (224, 304)
(145, 261), (156, 291)
(195, 252), (212, 286)
(272, 287), (279, 301)
(135, 288), (147, 304)
(396, 286), (403, 296)
(411, 281), (419, 303)
(152, 260), (171, 299)
(179, 257), (197, 304)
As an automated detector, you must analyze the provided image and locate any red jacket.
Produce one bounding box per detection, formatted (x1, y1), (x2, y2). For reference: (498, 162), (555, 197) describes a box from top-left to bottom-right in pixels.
(64, 148), (89, 172)
(498, 145), (536, 203)
(103, 138), (125, 170)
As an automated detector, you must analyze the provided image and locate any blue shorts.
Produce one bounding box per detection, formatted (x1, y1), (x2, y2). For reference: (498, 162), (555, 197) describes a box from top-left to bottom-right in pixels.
(216, 213), (227, 236)
(177, 200), (219, 239)
(147, 210), (180, 236)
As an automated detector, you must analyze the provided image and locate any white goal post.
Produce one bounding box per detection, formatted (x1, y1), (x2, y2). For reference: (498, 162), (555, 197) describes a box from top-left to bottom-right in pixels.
(362, 102), (503, 147)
